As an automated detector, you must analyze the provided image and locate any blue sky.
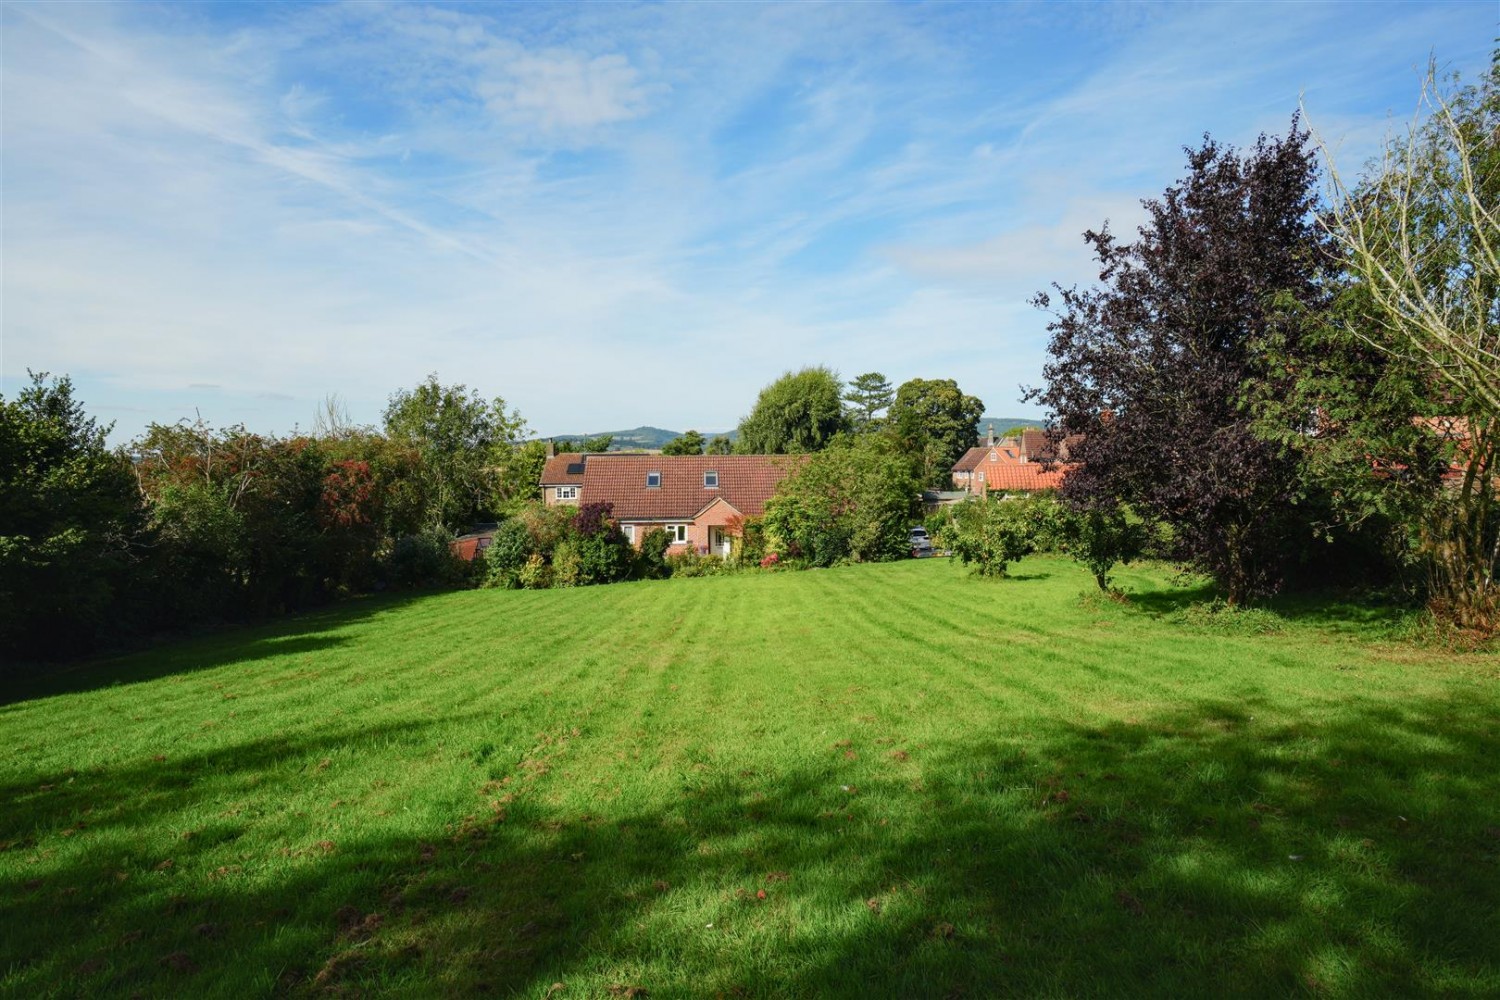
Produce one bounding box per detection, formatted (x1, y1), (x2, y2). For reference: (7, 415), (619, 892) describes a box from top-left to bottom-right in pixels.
(2, 1), (1493, 443)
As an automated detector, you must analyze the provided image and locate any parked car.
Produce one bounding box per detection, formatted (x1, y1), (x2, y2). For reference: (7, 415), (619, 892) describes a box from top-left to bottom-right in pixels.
(908, 526), (934, 557)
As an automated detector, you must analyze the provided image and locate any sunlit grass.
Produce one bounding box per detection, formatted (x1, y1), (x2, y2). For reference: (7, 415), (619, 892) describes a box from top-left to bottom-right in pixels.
(2, 557), (1496, 997)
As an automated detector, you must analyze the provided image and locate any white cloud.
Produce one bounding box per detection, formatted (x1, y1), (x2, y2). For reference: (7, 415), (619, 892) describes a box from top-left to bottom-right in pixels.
(479, 49), (654, 131)
(2, 0), (1492, 441)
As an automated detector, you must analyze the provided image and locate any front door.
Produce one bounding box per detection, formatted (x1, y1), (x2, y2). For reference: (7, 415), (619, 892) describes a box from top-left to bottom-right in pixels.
(708, 526), (732, 558)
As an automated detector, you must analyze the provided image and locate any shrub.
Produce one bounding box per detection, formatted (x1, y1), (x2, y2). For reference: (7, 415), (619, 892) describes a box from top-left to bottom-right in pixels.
(564, 502), (634, 585)
(515, 502), (574, 555)
(479, 519), (531, 589)
(666, 550), (729, 578)
(387, 527), (470, 589)
(763, 434), (919, 566)
(947, 496), (1052, 577)
(1057, 502), (1149, 592)
(552, 538), (583, 587)
(638, 528), (671, 579)
(726, 515), (767, 566)
(517, 552), (552, 590)
(572, 530), (634, 585)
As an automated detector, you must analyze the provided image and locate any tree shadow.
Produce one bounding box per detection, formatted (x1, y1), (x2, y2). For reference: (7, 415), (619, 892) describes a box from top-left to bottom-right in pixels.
(4, 694), (1496, 997)
(0, 591), (434, 708)
(1259, 590), (1420, 636)
(1120, 579), (1219, 616)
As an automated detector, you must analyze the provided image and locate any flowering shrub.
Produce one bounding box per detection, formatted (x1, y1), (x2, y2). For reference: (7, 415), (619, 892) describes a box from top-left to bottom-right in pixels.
(760, 552), (780, 570)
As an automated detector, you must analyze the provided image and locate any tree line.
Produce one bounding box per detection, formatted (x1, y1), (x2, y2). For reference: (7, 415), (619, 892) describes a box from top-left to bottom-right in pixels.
(0, 362), (987, 664)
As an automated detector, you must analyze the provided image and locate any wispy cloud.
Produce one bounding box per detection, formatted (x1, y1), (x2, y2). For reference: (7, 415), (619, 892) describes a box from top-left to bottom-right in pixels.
(2, 1), (1492, 440)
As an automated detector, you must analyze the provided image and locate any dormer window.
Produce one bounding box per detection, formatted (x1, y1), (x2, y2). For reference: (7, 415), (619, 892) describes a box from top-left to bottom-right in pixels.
(646, 471), (661, 488)
(703, 470), (718, 489)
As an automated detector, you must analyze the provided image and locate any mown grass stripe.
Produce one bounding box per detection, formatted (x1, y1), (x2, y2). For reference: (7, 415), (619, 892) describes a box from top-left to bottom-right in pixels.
(2, 557), (1496, 999)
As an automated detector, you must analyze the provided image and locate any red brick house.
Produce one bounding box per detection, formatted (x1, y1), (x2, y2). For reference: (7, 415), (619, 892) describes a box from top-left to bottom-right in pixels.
(952, 425), (1077, 496)
(543, 453), (803, 555)
(539, 450), (588, 505)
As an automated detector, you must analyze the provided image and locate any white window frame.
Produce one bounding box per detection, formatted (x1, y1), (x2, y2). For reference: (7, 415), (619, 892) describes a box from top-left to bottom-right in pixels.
(646, 471), (662, 488)
(703, 470), (718, 488)
(664, 524), (688, 544)
(622, 524), (635, 544)
(554, 485), (579, 500)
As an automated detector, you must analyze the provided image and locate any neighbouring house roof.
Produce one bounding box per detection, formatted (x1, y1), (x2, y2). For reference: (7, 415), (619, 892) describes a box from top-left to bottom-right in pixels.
(980, 462), (1073, 492)
(579, 454), (805, 520)
(952, 446), (991, 472)
(540, 452), (588, 485)
(953, 431), (1085, 473)
(1020, 428), (1086, 462)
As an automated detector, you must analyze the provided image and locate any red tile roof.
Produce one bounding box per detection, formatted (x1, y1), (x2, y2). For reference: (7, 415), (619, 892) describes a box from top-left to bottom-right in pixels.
(979, 461), (1073, 492)
(952, 446), (990, 472)
(580, 454), (805, 520)
(540, 453), (588, 485)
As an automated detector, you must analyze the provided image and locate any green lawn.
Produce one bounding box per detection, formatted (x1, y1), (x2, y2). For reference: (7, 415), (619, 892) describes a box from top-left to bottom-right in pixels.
(3, 558), (1496, 998)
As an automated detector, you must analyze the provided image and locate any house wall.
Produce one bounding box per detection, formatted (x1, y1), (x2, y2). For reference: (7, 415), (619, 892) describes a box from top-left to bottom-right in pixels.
(687, 500), (739, 553)
(544, 486), (582, 506)
(618, 502), (740, 554)
(619, 520), (689, 551)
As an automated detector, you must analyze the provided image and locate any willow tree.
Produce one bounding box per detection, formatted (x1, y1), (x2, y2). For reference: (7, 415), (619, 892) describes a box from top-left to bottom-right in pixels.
(1315, 55), (1498, 628)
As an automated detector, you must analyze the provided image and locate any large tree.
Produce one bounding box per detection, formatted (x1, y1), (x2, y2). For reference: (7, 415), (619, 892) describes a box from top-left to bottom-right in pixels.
(662, 430), (706, 455)
(736, 367), (850, 454)
(383, 374), (527, 530)
(763, 433), (920, 565)
(844, 372), (895, 432)
(0, 373), (140, 661)
(1259, 56), (1499, 627)
(1028, 122), (1326, 604)
(886, 378), (985, 488)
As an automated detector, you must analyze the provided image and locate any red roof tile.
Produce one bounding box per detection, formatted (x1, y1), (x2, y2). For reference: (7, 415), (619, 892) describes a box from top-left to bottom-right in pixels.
(979, 461), (1073, 492)
(540, 453), (587, 485)
(952, 446), (991, 472)
(580, 454), (805, 520)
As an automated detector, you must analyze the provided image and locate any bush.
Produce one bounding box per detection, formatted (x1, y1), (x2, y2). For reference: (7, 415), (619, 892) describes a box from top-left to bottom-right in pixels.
(479, 519), (532, 589)
(1057, 501), (1149, 592)
(569, 502), (634, 585)
(387, 528), (471, 589)
(1, 373), (142, 662)
(517, 552), (552, 590)
(727, 515), (767, 566)
(763, 434), (919, 566)
(552, 538), (583, 587)
(638, 528), (671, 579)
(947, 496), (1057, 577)
(665, 550), (730, 578)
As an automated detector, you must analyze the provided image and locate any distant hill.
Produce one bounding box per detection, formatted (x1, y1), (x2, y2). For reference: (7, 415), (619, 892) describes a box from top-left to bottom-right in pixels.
(545, 426), (738, 452)
(545, 416), (1042, 452)
(975, 415), (1047, 439)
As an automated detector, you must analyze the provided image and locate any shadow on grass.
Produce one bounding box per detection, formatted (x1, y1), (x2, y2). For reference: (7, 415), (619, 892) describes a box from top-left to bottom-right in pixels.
(3, 694), (1497, 997)
(0, 591), (435, 708)
(1120, 577), (1427, 643)
(1122, 579), (1219, 616)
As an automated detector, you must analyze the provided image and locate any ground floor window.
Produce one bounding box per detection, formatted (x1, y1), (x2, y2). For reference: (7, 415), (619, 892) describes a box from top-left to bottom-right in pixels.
(665, 524), (688, 543)
(622, 524), (635, 543)
(554, 485), (578, 500)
